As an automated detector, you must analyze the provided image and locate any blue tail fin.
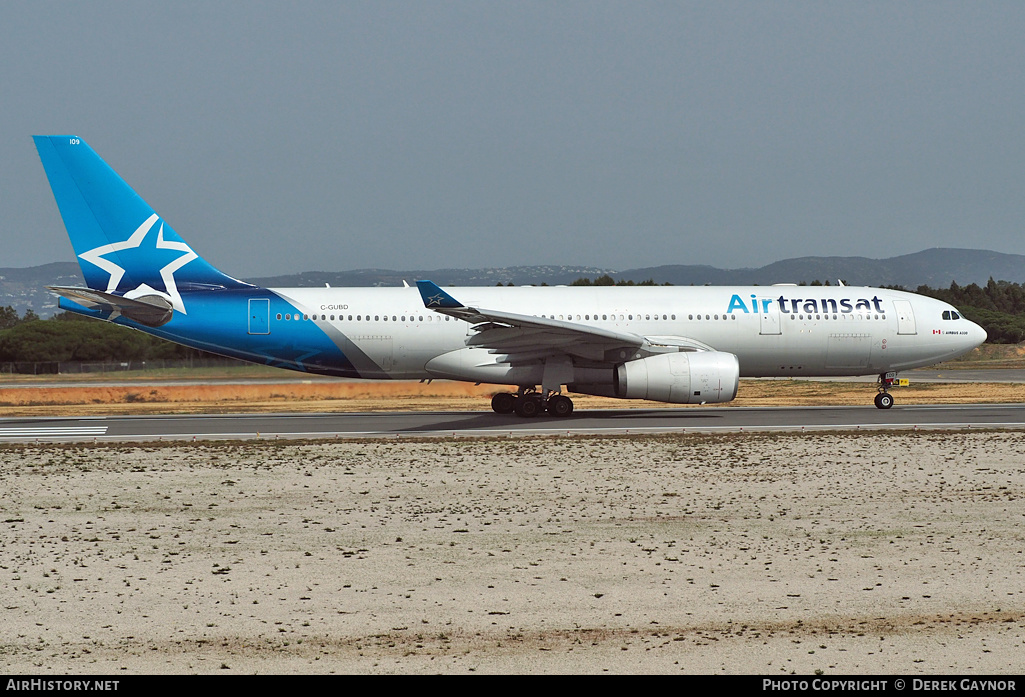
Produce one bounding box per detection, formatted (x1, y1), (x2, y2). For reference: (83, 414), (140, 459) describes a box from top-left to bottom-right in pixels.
(33, 135), (251, 313)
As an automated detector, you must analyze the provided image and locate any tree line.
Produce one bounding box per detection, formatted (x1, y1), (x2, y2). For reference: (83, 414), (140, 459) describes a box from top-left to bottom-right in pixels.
(569, 275), (666, 286)
(0, 308), (214, 363)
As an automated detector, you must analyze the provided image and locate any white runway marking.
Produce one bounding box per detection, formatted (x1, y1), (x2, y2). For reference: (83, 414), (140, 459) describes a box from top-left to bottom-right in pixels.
(0, 426), (108, 438)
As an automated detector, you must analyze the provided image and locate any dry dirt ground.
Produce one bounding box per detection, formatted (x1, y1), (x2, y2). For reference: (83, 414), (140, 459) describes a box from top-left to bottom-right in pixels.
(1, 431), (1023, 674)
(0, 379), (1024, 417)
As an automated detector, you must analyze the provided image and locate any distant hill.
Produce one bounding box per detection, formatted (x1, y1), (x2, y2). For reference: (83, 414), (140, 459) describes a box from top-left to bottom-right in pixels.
(247, 248), (1025, 290)
(248, 265), (615, 289)
(0, 262), (83, 318)
(6, 248), (1025, 317)
(620, 249), (1025, 288)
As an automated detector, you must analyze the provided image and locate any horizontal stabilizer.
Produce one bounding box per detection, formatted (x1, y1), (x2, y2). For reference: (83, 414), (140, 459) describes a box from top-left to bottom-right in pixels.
(48, 286), (173, 327)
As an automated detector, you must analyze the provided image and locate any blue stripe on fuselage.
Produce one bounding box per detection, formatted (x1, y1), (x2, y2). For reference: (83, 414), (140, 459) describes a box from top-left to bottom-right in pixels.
(98, 289), (361, 377)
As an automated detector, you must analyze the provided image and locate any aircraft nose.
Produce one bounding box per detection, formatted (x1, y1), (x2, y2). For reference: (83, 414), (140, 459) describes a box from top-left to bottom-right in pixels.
(970, 320), (987, 347)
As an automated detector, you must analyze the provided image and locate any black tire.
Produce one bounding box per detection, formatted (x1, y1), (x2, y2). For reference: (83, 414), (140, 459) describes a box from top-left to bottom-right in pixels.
(515, 396), (541, 417)
(875, 392), (894, 409)
(491, 392), (516, 414)
(547, 395), (574, 417)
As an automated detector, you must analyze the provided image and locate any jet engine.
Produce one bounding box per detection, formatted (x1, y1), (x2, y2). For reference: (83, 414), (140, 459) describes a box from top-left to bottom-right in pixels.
(613, 351), (739, 404)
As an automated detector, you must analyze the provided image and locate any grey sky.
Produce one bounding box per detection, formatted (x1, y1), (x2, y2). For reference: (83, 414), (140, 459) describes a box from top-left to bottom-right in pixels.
(2, 1), (1024, 278)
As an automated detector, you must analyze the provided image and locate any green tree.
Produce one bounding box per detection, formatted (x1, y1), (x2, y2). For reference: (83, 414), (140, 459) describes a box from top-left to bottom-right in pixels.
(0, 306), (20, 330)
(0, 313), (224, 363)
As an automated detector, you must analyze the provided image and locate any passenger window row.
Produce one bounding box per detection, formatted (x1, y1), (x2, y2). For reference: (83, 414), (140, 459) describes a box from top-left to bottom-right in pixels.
(540, 313), (685, 321)
(275, 313), (444, 322)
(789, 314), (885, 321)
(270, 310), (894, 325)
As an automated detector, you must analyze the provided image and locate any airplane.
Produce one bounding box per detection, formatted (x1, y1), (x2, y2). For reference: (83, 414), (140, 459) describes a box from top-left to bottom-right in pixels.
(32, 135), (987, 416)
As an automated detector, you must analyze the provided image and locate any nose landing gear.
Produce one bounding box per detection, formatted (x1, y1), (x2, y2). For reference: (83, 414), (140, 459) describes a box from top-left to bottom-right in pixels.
(874, 372), (898, 409)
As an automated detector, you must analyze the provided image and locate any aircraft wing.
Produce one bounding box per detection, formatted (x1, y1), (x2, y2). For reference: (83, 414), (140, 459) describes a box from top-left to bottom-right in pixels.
(415, 280), (713, 363)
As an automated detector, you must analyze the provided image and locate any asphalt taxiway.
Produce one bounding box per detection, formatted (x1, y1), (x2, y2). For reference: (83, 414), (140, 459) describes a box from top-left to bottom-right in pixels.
(1, 403), (1023, 442)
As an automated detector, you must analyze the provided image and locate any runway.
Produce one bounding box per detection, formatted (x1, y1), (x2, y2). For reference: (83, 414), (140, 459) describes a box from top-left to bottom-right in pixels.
(1, 403), (1024, 442)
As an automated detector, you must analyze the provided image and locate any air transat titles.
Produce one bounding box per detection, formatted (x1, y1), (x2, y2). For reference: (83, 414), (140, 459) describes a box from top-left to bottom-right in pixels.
(726, 294), (885, 315)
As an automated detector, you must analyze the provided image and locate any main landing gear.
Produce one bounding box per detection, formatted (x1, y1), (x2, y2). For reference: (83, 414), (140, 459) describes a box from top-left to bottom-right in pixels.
(491, 388), (575, 417)
(874, 372), (897, 409)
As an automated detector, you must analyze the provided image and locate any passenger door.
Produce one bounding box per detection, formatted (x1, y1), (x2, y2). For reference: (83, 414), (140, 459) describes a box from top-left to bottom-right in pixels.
(248, 298), (270, 335)
(892, 300), (917, 335)
(759, 298), (781, 335)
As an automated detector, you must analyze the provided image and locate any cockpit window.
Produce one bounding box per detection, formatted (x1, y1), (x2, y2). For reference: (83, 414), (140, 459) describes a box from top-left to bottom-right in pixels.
(942, 310), (962, 320)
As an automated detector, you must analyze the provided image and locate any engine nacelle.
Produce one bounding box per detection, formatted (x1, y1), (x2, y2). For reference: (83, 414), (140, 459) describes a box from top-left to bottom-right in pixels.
(614, 351), (739, 404)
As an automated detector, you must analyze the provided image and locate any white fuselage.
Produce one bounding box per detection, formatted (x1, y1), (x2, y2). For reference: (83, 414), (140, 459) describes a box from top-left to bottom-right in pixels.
(267, 284), (986, 383)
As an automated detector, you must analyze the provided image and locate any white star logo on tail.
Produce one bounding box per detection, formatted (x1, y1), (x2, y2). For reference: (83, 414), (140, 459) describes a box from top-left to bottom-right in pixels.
(78, 214), (198, 314)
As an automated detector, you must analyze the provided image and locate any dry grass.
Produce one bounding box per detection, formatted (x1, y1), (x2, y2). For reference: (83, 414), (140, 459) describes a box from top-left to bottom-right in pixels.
(946, 342), (1025, 368)
(0, 378), (1022, 417)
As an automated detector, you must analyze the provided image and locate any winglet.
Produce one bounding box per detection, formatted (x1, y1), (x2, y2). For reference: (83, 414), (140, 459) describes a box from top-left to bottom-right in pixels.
(415, 280), (464, 309)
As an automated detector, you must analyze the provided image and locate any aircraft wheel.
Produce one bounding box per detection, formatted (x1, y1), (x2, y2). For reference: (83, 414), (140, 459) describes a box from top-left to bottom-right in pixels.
(874, 392), (894, 409)
(514, 396), (542, 417)
(491, 392), (517, 414)
(547, 395), (574, 417)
